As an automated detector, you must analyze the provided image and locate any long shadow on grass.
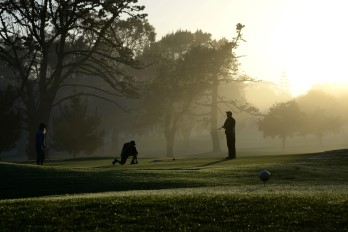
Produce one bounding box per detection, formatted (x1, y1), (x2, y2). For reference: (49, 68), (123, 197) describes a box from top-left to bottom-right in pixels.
(94, 165), (115, 169)
(196, 159), (229, 167)
(0, 163), (207, 200)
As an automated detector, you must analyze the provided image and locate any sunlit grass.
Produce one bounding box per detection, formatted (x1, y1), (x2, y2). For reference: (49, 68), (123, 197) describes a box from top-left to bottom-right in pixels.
(0, 150), (347, 231)
(1, 187), (347, 231)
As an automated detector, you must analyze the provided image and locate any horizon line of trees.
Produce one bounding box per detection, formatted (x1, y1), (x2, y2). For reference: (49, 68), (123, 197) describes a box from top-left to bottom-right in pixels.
(258, 89), (347, 151)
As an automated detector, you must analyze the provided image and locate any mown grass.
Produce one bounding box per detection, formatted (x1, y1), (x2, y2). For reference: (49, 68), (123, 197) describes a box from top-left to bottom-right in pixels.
(0, 150), (347, 231)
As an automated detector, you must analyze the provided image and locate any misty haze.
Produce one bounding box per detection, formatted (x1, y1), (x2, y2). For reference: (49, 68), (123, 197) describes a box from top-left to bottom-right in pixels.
(2, 79), (347, 161)
(1, 1), (347, 231)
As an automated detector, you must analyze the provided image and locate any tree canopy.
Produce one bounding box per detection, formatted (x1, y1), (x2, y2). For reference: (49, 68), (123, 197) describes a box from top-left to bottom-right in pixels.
(51, 96), (104, 157)
(258, 100), (306, 150)
(0, 86), (21, 153)
(139, 24), (249, 157)
(139, 30), (213, 157)
(0, 0), (151, 159)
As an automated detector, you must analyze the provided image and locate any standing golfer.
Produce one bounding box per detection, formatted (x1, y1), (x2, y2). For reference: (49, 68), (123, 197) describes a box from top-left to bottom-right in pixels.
(35, 123), (47, 165)
(222, 111), (236, 159)
(112, 140), (138, 165)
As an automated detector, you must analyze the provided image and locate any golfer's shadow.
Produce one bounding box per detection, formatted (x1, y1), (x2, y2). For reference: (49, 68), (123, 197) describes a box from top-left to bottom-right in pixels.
(95, 165), (115, 169)
(197, 159), (229, 167)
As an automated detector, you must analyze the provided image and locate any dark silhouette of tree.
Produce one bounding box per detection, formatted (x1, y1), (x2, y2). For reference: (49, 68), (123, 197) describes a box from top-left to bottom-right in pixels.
(194, 38), (257, 152)
(51, 96), (104, 157)
(258, 100), (306, 151)
(56, 17), (155, 155)
(139, 25), (256, 157)
(137, 31), (209, 157)
(139, 30), (213, 158)
(176, 24), (257, 153)
(0, 0), (148, 159)
(0, 86), (21, 154)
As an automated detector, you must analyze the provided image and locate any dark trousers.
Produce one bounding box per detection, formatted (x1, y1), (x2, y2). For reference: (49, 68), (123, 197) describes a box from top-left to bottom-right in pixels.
(36, 148), (45, 165)
(226, 134), (236, 159)
(113, 154), (137, 165)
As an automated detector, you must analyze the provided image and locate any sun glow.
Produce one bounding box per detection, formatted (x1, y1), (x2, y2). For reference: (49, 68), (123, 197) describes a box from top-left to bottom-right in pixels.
(144, 0), (348, 96)
(271, 1), (348, 96)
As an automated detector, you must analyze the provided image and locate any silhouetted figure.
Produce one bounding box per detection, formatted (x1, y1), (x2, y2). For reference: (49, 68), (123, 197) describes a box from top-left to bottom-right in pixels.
(222, 111), (236, 159)
(112, 140), (138, 165)
(35, 123), (46, 165)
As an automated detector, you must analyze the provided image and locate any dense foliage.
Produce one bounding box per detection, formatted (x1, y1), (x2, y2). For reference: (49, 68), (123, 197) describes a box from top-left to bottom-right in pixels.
(258, 100), (306, 150)
(0, 0), (149, 159)
(51, 96), (104, 157)
(258, 92), (346, 149)
(0, 86), (21, 153)
(140, 25), (248, 157)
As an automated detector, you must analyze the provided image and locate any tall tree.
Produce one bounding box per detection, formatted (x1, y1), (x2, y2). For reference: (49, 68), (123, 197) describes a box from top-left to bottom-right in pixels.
(0, 86), (21, 154)
(0, 0), (148, 159)
(179, 24), (256, 152)
(139, 26), (254, 157)
(258, 100), (306, 151)
(57, 17), (155, 155)
(139, 30), (212, 157)
(51, 96), (104, 157)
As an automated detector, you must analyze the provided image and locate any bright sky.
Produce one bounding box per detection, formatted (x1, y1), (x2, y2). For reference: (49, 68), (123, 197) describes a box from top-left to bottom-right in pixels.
(140, 0), (348, 96)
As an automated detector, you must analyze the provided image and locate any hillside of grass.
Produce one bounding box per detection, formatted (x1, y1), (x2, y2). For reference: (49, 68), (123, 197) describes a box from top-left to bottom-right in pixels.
(0, 149), (347, 231)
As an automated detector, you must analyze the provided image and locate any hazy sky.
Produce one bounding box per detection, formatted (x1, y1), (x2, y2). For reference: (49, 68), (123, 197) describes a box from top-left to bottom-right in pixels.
(140, 0), (348, 96)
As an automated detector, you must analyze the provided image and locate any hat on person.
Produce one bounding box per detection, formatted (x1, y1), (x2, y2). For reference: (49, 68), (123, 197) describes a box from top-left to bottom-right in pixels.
(226, 111), (233, 115)
(130, 140), (136, 145)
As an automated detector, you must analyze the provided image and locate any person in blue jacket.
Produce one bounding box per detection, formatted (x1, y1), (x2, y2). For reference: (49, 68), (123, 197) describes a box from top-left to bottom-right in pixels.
(36, 123), (46, 165)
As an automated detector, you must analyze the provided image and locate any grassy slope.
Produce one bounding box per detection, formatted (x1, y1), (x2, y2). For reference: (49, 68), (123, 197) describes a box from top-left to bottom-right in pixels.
(0, 150), (347, 231)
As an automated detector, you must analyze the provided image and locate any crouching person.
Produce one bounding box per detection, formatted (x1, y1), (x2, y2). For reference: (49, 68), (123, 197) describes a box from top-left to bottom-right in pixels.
(112, 140), (138, 165)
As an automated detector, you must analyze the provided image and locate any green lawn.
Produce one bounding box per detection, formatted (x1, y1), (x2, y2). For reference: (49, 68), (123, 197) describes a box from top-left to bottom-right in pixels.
(0, 150), (347, 231)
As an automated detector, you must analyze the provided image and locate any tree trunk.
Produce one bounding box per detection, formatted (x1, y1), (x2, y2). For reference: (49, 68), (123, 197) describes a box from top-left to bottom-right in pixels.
(181, 126), (192, 150)
(281, 136), (286, 152)
(112, 127), (120, 154)
(24, 42), (61, 160)
(26, 98), (53, 160)
(26, 124), (38, 161)
(164, 112), (177, 159)
(25, 83), (57, 160)
(210, 77), (221, 152)
(165, 131), (175, 158)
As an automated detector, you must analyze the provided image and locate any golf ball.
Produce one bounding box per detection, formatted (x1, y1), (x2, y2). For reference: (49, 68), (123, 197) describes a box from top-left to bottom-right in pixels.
(259, 170), (271, 182)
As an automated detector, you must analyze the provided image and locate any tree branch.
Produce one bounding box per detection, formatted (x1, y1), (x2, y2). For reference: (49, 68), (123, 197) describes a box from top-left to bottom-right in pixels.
(218, 96), (263, 116)
(52, 92), (130, 112)
(59, 84), (123, 97)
